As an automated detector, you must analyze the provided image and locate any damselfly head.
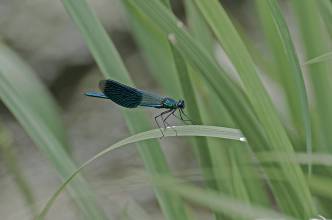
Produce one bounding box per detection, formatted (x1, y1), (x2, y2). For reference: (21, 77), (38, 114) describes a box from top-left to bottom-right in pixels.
(177, 100), (185, 109)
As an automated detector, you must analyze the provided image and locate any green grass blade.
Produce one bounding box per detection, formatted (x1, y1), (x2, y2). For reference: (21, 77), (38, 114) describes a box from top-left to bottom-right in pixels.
(60, 1), (190, 219)
(192, 0), (315, 217)
(170, 44), (216, 185)
(0, 43), (107, 220)
(185, 0), (213, 53)
(255, 0), (312, 174)
(184, 1), (269, 209)
(124, 5), (182, 97)
(153, 176), (296, 220)
(317, 0), (332, 37)
(36, 125), (245, 219)
(292, 0), (332, 151)
(258, 152), (332, 167)
(305, 52), (332, 65)
(0, 119), (37, 216)
(0, 44), (68, 150)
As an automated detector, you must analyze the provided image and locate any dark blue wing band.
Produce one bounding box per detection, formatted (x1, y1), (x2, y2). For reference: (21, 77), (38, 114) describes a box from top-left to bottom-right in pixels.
(99, 80), (143, 108)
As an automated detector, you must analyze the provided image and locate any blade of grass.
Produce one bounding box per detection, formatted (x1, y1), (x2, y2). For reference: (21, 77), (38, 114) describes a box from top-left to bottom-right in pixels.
(171, 28), (268, 218)
(184, 1), (269, 209)
(305, 52), (332, 65)
(257, 152), (332, 167)
(292, 0), (332, 152)
(0, 44), (69, 150)
(169, 44), (228, 220)
(161, 4), (219, 196)
(0, 119), (37, 216)
(170, 43), (216, 187)
(124, 5), (182, 97)
(317, 0), (332, 38)
(255, 0), (312, 174)
(36, 125), (245, 219)
(60, 1), (191, 219)
(185, 0), (214, 54)
(153, 176), (296, 220)
(0, 43), (107, 220)
(192, 0), (314, 217)
(185, 1), (270, 208)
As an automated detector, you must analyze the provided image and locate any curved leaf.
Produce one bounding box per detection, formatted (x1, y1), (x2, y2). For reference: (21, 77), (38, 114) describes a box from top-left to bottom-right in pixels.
(37, 125), (245, 219)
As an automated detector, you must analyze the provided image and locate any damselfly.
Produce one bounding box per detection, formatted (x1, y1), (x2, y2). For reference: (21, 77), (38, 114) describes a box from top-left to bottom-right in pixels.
(85, 79), (192, 136)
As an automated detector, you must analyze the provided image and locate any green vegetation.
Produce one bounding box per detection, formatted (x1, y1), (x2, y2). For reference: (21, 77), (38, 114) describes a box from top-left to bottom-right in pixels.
(0, 0), (332, 219)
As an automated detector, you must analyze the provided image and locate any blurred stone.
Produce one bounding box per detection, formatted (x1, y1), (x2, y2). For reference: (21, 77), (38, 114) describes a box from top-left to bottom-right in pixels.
(0, 0), (128, 83)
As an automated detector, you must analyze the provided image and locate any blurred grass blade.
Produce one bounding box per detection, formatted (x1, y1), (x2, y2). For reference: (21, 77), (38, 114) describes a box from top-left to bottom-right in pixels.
(185, 0), (213, 53)
(185, 0), (269, 209)
(170, 43), (216, 188)
(255, 0), (311, 174)
(0, 119), (37, 216)
(60, 1), (190, 219)
(317, 0), (332, 37)
(37, 125), (245, 219)
(309, 175), (332, 200)
(121, 199), (153, 220)
(258, 152), (332, 166)
(164, 5), (217, 195)
(124, 0), (181, 97)
(0, 42), (107, 220)
(305, 52), (332, 65)
(192, 0), (314, 217)
(0, 45), (68, 149)
(153, 176), (296, 220)
(292, 0), (332, 151)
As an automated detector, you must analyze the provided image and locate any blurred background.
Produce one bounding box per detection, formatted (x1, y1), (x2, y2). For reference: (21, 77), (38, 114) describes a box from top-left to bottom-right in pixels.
(0, 0), (211, 219)
(0, 0), (330, 219)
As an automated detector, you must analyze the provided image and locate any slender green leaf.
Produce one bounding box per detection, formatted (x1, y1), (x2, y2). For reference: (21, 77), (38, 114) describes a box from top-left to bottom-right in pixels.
(0, 119), (37, 216)
(192, 0), (315, 217)
(317, 0), (332, 38)
(292, 0), (332, 151)
(125, 6), (182, 97)
(185, 0), (269, 209)
(258, 152), (332, 167)
(36, 125), (245, 219)
(169, 43), (217, 187)
(0, 42), (107, 220)
(154, 176), (296, 220)
(255, 0), (311, 174)
(305, 52), (332, 65)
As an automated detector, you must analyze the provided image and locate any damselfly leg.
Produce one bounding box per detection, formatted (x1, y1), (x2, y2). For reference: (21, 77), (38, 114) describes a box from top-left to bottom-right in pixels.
(162, 109), (177, 136)
(154, 109), (175, 137)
